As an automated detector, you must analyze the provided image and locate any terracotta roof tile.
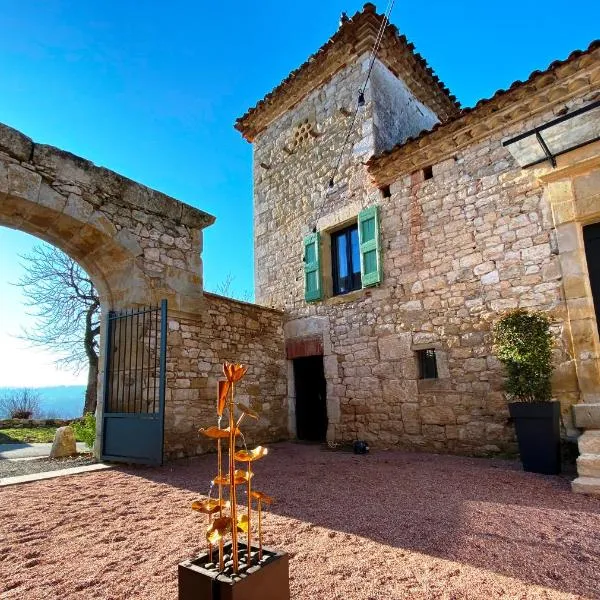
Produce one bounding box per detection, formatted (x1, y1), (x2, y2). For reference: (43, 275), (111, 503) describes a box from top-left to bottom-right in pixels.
(367, 39), (600, 175)
(235, 3), (460, 142)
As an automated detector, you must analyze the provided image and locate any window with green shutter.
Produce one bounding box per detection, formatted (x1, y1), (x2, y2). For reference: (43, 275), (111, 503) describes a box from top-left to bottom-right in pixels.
(303, 232), (322, 302)
(358, 205), (382, 287)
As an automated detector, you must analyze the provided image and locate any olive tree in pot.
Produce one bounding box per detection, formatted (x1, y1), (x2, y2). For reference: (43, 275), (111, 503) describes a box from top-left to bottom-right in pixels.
(493, 309), (560, 475)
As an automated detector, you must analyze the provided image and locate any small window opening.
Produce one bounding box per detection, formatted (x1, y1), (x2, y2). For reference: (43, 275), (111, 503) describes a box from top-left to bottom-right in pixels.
(331, 224), (362, 295)
(418, 349), (438, 379)
(379, 185), (391, 198)
(423, 165), (434, 180)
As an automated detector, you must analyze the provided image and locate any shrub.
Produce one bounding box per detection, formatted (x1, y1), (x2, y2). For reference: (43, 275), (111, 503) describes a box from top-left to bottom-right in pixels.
(0, 389), (41, 419)
(493, 309), (554, 403)
(72, 413), (96, 449)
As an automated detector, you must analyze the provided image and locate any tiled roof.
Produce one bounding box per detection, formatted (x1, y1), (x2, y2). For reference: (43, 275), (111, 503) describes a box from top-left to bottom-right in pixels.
(367, 39), (600, 182)
(235, 3), (461, 142)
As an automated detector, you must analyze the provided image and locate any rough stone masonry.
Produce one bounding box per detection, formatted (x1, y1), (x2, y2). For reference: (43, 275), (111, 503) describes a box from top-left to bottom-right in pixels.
(236, 3), (600, 494)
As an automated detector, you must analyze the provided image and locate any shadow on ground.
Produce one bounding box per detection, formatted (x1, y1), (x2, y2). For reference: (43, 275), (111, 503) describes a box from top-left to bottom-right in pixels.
(122, 441), (600, 598)
(0, 431), (25, 444)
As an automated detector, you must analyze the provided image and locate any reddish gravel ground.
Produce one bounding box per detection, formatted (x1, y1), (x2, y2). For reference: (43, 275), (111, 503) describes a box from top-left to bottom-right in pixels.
(1, 442), (600, 600)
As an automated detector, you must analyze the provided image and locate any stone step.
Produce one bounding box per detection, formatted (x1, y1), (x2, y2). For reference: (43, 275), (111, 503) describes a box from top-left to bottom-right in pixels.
(578, 430), (600, 454)
(571, 476), (600, 496)
(576, 453), (600, 478)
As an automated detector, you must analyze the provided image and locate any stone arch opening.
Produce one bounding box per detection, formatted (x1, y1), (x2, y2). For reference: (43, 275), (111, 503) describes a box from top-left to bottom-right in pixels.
(1, 121), (214, 457)
(0, 225), (102, 419)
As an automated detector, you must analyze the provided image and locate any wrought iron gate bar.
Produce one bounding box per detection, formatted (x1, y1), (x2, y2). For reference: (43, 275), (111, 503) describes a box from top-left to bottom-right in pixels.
(101, 301), (167, 465)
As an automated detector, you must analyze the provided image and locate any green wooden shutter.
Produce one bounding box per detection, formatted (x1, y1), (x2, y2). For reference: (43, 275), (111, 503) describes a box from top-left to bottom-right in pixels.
(358, 205), (382, 287)
(304, 232), (322, 302)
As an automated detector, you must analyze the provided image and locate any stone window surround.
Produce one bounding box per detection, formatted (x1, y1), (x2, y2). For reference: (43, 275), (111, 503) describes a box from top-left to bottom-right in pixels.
(411, 341), (450, 388)
(314, 200), (372, 303)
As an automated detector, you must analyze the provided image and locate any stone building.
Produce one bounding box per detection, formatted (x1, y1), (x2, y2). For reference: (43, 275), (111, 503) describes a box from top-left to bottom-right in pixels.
(235, 4), (600, 494)
(0, 120), (288, 464)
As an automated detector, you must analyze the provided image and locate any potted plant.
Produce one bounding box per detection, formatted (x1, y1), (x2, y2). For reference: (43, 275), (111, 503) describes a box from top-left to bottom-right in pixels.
(178, 362), (289, 600)
(493, 309), (560, 475)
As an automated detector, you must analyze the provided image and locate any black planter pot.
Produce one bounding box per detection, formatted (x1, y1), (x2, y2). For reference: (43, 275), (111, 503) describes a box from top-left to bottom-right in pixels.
(509, 401), (561, 475)
(179, 543), (289, 600)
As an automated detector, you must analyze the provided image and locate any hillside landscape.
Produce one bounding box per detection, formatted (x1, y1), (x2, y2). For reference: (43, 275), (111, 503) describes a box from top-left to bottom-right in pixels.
(0, 385), (86, 419)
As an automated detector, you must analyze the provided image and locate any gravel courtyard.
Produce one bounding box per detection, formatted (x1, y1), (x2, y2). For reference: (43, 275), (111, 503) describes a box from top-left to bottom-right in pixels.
(1, 442), (599, 600)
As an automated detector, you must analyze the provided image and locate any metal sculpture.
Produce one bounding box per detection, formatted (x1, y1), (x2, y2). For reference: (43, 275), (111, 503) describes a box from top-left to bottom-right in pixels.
(192, 362), (272, 574)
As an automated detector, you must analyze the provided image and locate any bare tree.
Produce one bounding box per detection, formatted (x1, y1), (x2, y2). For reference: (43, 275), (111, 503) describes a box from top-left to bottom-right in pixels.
(16, 244), (100, 415)
(211, 273), (252, 303)
(0, 388), (41, 419)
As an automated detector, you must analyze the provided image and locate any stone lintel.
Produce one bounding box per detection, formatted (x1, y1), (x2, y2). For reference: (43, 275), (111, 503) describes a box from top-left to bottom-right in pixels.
(285, 336), (324, 360)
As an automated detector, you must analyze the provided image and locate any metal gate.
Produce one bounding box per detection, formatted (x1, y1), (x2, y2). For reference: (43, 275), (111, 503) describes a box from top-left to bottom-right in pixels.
(101, 300), (167, 465)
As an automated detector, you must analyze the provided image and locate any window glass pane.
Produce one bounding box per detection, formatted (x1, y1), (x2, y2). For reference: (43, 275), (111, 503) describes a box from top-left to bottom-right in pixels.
(363, 249), (377, 274)
(306, 270), (317, 292)
(332, 224), (361, 296)
(350, 227), (360, 274)
(305, 242), (316, 264)
(361, 217), (375, 243)
(336, 233), (348, 278)
(418, 349), (438, 379)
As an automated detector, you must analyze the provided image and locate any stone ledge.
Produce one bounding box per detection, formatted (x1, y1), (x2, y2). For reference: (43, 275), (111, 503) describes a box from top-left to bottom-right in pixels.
(573, 403), (600, 428)
(571, 475), (600, 496)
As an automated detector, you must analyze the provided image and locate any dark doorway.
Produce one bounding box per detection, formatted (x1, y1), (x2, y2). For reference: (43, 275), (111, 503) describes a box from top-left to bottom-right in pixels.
(293, 356), (327, 441)
(584, 223), (600, 329)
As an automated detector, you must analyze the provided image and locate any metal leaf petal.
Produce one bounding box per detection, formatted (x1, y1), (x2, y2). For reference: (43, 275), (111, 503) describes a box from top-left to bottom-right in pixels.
(199, 426), (240, 439)
(234, 446), (268, 462)
(206, 516), (232, 544)
(217, 380), (230, 417)
(212, 469), (254, 486)
(236, 513), (250, 533)
(223, 361), (248, 383)
(236, 403), (259, 420)
(250, 490), (274, 505)
(191, 499), (223, 515)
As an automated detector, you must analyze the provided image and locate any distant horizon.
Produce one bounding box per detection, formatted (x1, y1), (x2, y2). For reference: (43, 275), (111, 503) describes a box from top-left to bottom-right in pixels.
(0, 384), (86, 419)
(0, 384), (86, 390)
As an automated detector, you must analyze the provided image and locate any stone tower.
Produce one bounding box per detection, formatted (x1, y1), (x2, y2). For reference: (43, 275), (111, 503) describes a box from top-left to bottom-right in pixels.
(236, 3), (460, 311)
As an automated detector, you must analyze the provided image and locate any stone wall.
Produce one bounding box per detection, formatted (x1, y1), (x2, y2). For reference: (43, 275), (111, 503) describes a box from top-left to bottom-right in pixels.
(253, 55), (376, 307)
(163, 293), (287, 459)
(0, 121), (213, 313)
(251, 56), (591, 455)
(370, 61), (439, 154)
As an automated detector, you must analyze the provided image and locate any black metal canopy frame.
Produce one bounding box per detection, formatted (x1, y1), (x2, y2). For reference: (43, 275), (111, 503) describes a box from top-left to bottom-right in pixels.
(503, 100), (600, 168)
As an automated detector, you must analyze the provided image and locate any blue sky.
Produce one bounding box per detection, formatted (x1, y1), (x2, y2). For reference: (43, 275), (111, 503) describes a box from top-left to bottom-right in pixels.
(0, 0), (598, 386)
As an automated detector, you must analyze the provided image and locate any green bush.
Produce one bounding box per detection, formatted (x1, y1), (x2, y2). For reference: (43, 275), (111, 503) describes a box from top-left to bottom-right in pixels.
(493, 309), (554, 403)
(72, 413), (96, 449)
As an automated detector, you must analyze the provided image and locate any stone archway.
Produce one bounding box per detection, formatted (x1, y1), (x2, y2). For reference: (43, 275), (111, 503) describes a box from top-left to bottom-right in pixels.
(0, 121), (215, 450)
